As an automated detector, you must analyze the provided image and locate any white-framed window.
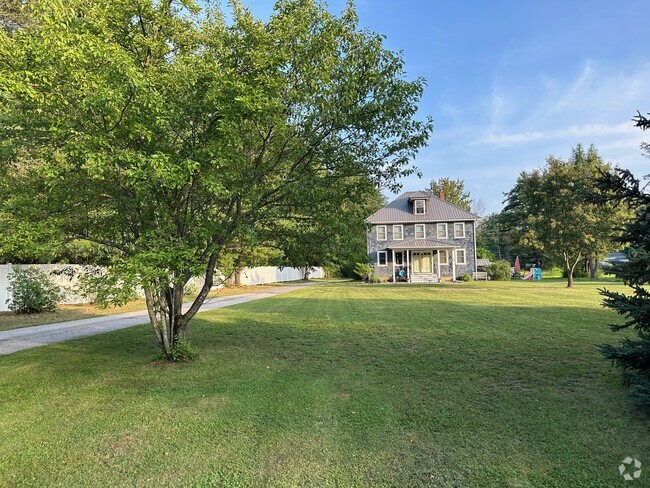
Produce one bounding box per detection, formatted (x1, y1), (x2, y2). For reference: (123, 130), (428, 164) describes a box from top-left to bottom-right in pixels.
(376, 225), (387, 241)
(437, 223), (448, 239)
(377, 251), (388, 266)
(393, 225), (404, 240)
(414, 199), (425, 214)
(439, 250), (448, 265)
(454, 222), (465, 238)
(415, 224), (425, 239)
(455, 249), (466, 265)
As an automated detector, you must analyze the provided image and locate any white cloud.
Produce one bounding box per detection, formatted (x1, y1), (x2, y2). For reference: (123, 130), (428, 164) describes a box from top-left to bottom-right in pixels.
(471, 131), (544, 147)
(400, 57), (650, 214)
(472, 122), (636, 148)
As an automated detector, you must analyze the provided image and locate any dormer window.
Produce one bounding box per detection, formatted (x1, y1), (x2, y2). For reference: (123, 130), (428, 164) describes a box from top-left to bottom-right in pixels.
(414, 199), (425, 214)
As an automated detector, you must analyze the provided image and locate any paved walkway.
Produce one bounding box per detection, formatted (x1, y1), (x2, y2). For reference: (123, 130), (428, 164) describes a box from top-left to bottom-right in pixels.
(0, 282), (320, 355)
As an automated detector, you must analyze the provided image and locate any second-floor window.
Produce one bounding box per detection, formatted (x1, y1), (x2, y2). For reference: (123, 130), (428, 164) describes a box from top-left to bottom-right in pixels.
(376, 225), (387, 241)
(393, 225), (404, 240)
(454, 222), (465, 238)
(415, 224), (425, 239)
(437, 223), (448, 239)
(414, 199), (425, 214)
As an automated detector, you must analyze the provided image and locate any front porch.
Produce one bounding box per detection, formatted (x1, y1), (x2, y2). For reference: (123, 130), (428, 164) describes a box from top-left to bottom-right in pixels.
(388, 239), (459, 283)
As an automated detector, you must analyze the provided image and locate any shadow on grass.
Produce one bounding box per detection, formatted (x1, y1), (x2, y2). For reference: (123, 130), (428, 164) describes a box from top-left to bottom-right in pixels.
(0, 291), (647, 487)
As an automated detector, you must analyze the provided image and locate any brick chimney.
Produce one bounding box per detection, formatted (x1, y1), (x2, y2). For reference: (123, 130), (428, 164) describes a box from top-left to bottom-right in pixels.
(439, 190), (445, 201)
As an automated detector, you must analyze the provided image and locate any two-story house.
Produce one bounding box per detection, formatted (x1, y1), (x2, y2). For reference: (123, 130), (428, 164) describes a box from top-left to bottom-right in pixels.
(366, 191), (479, 282)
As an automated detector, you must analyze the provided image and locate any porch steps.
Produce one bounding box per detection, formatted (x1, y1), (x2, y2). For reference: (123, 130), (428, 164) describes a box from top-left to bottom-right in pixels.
(410, 273), (439, 283)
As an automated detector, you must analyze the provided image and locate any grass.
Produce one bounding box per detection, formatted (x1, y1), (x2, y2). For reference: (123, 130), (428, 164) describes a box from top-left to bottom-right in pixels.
(0, 283), (290, 332)
(0, 278), (648, 487)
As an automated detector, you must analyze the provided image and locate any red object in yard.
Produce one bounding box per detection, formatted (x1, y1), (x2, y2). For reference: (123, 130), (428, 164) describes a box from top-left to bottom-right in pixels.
(514, 256), (521, 272)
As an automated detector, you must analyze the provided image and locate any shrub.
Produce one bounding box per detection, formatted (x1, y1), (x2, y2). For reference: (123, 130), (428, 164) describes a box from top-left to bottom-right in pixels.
(339, 263), (357, 279)
(184, 281), (200, 296)
(367, 275), (380, 284)
(462, 273), (471, 282)
(323, 264), (342, 278)
(562, 267), (588, 278)
(487, 260), (511, 281)
(353, 263), (373, 281)
(7, 266), (62, 314)
(171, 337), (198, 362)
(156, 336), (199, 362)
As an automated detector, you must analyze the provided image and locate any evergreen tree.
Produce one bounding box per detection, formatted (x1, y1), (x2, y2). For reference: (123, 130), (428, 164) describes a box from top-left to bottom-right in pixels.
(596, 115), (650, 408)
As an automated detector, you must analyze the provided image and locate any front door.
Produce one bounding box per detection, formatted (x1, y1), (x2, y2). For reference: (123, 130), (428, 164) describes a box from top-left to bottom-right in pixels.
(412, 252), (432, 273)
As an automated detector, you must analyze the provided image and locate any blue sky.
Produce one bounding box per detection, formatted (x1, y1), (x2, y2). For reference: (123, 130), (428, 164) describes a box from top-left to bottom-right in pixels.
(246, 1), (650, 213)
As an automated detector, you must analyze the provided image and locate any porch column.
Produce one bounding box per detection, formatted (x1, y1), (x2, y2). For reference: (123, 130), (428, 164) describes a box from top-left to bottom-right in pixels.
(406, 250), (410, 282)
(452, 249), (456, 281)
(436, 250), (441, 279)
(392, 249), (396, 283)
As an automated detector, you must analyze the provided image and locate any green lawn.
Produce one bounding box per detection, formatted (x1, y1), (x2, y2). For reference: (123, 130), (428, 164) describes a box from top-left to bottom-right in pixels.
(0, 279), (648, 487)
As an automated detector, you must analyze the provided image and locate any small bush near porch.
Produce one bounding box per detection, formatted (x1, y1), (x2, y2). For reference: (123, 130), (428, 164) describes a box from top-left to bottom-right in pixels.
(0, 278), (648, 486)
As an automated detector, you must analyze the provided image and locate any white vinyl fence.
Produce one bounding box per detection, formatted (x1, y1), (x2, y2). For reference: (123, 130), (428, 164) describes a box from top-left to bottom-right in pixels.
(0, 265), (11, 313)
(238, 266), (324, 285)
(0, 263), (323, 312)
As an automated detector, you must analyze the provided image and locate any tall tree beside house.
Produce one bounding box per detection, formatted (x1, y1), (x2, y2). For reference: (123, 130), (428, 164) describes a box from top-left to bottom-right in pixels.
(427, 177), (472, 211)
(0, 0), (30, 35)
(0, 0), (432, 359)
(470, 198), (487, 217)
(476, 213), (510, 261)
(275, 183), (386, 276)
(595, 112), (650, 409)
(502, 144), (623, 287)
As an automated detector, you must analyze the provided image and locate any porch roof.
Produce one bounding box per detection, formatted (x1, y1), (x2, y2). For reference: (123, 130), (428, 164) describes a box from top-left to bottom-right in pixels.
(388, 238), (457, 250)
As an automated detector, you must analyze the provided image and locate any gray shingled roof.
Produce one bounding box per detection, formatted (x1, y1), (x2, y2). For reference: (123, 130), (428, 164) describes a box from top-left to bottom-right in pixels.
(389, 239), (457, 249)
(368, 191), (479, 223)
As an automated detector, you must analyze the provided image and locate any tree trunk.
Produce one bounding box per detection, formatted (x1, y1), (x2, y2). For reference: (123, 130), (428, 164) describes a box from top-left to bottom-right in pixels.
(144, 285), (175, 357)
(145, 253), (220, 360)
(564, 252), (581, 288)
(234, 267), (241, 285)
(589, 255), (599, 279)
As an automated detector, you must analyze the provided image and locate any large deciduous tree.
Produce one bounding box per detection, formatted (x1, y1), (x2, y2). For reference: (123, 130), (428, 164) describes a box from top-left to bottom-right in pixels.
(476, 212), (513, 262)
(0, 0), (432, 358)
(502, 144), (622, 287)
(427, 177), (472, 211)
(595, 112), (650, 409)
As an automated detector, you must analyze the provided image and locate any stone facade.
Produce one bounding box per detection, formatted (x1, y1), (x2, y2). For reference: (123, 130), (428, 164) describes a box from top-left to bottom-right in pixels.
(367, 221), (477, 279)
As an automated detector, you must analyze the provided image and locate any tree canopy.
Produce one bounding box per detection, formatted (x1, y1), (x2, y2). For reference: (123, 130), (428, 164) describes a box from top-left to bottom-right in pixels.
(502, 144), (623, 287)
(0, 0), (432, 358)
(427, 177), (472, 211)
